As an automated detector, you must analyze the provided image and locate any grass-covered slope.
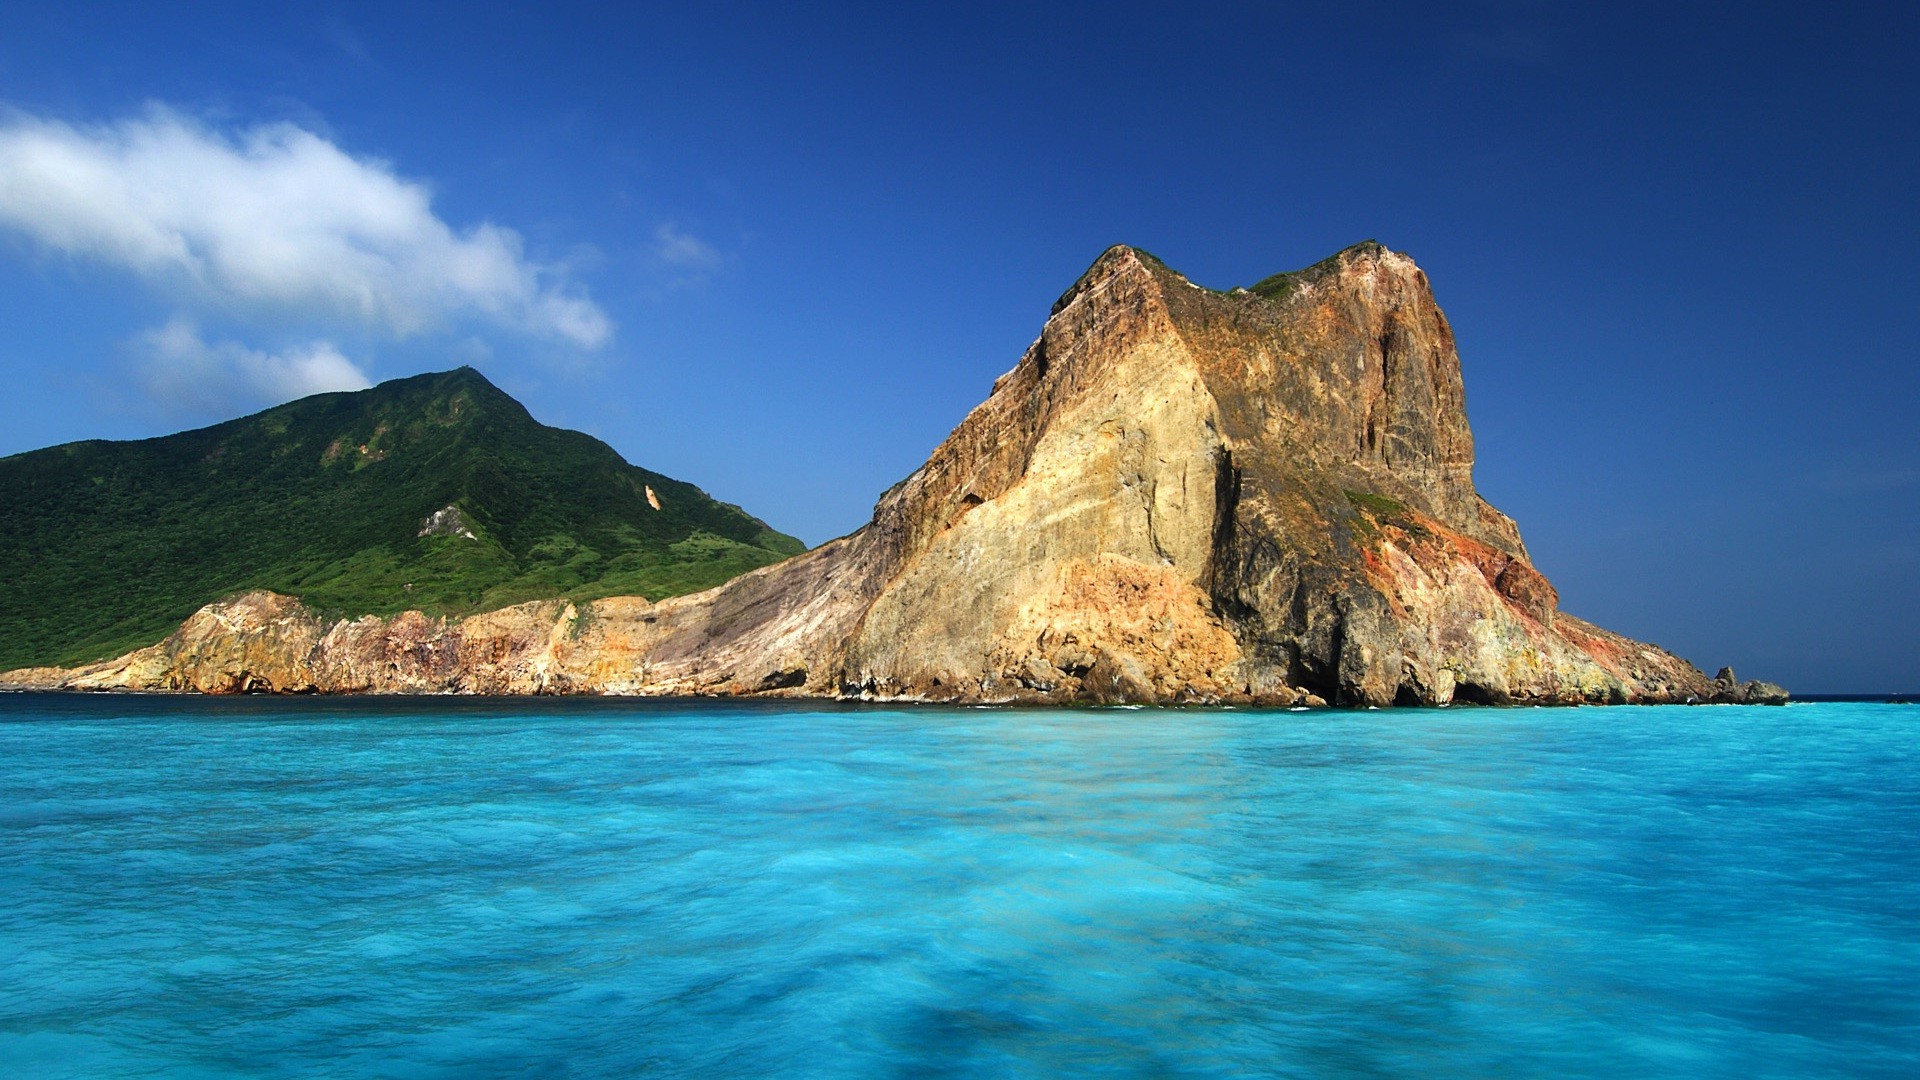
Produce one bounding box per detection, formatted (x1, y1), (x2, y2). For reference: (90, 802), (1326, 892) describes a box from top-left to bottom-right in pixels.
(0, 367), (806, 670)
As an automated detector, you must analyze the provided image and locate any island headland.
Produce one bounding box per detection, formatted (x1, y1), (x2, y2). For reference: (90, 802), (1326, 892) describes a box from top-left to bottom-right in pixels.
(2, 243), (1786, 705)
(0, 366), (806, 673)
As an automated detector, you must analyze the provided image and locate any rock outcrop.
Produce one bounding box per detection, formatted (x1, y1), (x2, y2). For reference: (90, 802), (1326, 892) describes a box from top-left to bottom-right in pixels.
(1707, 667), (1790, 705)
(417, 505), (478, 539)
(2, 243), (1781, 705)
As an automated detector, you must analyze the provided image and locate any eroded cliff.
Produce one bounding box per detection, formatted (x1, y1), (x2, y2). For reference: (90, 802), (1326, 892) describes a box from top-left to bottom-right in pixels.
(3, 243), (1786, 705)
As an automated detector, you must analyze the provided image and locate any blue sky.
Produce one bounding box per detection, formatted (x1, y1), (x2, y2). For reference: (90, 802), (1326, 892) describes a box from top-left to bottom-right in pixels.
(0, 2), (1913, 691)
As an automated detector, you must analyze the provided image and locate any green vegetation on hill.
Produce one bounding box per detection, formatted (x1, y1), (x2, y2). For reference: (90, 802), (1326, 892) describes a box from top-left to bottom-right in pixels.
(0, 367), (806, 670)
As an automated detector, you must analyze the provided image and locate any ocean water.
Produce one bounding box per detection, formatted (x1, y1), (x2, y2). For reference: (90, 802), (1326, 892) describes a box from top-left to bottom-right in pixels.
(0, 697), (1914, 1078)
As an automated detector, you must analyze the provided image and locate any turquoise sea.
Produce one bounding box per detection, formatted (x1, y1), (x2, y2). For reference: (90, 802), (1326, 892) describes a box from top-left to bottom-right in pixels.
(0, 696), (1914, 1078)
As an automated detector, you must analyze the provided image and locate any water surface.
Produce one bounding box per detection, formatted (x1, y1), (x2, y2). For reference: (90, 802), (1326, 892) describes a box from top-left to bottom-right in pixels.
(1, 697), (1914, 1077)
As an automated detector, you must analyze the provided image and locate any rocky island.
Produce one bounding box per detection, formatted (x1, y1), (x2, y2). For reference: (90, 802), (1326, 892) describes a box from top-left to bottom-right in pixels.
(2, 243), (1786, 706)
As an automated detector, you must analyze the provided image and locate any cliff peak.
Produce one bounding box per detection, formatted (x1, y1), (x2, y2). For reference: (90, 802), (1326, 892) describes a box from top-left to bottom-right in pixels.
(1054, 240), (1421, 316)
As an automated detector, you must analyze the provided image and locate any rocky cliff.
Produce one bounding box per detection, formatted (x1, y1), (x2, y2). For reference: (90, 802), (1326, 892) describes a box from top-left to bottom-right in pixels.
(2, 243), (1786, 705)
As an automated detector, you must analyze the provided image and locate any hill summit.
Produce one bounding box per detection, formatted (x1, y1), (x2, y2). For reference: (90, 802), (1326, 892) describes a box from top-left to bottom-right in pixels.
(0, 367), (803, 670)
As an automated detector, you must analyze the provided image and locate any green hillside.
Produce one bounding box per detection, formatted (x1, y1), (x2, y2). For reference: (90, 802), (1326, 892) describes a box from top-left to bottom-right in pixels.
(0, 367), (806, 670)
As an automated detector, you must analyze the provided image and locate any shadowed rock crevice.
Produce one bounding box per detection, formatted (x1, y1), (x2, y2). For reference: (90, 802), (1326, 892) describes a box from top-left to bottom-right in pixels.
(4, 243), (1782, 704)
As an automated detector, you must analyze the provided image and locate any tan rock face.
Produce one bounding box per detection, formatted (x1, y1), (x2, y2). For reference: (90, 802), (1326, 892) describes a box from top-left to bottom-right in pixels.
(3, 242), (1771, 704)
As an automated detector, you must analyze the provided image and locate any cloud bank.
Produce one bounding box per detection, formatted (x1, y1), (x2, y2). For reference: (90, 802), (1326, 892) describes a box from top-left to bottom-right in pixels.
(0, 107), (612, 348)
(138, 318), (372, 414)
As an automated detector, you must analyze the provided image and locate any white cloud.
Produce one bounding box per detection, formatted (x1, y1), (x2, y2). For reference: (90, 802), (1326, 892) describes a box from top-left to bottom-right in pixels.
(137, 317), (372, 414)
(0, 106), (612, 348)
(653, 222), (723, 273)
